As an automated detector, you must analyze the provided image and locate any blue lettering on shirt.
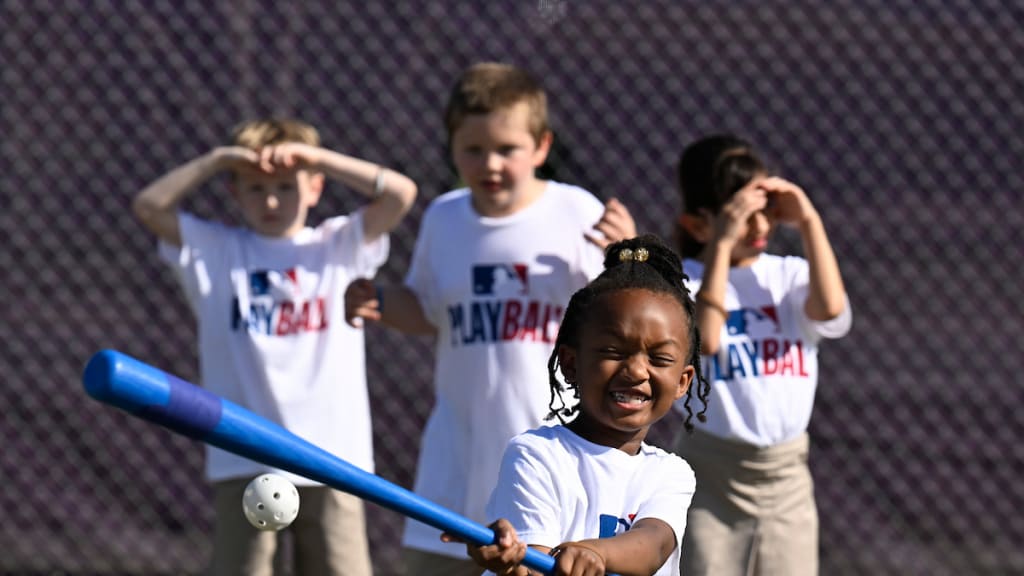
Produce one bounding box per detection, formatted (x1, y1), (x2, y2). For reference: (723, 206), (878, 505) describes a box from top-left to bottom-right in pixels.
(445, 300), (561, 346)
(706, 338), (810, 382)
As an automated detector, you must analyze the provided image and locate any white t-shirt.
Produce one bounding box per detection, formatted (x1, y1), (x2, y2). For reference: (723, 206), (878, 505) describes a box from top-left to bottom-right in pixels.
(401, 182), (606, 556)
(674, 254), (852, 446)
(486, 426), (695, 576)
(159, 211), (388, 485)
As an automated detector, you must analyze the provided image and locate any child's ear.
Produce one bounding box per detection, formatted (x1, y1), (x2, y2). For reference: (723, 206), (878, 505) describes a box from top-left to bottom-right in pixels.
(676, 365), (695, 400)
(532, 131), (554, 167)
(679, 212), (712, 243)
(557, 344), (577, 384)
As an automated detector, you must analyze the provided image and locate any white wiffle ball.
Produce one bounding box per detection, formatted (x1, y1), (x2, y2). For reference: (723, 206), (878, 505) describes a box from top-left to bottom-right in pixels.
(242, 473), (300, 531)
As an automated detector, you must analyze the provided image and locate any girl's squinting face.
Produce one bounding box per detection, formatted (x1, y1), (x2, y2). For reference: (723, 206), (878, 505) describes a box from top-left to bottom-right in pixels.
(560, 288), (695, 452)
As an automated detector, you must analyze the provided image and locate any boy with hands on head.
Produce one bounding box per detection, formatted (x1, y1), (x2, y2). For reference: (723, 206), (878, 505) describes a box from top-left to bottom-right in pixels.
(133, 119), (415, 246)
(345, 63), (636, 576)
(133, 118), (417, 576)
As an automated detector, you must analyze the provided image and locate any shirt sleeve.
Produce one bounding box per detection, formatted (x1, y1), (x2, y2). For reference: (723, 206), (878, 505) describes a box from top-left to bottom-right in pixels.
(634, 455), (695, 550)
(783, 256), (853, 342)
(799, 292), (853, 340)
(485, 438), (562, 549)
(322, 210), (389, 278)
(158, 212), (228, 312)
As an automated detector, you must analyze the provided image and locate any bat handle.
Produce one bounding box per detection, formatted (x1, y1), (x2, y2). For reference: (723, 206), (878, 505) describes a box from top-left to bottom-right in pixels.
(523, 547), (557, 573)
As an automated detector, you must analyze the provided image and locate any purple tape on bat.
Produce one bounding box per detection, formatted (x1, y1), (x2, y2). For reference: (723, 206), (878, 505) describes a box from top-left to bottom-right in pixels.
(137, 373), (223, 439)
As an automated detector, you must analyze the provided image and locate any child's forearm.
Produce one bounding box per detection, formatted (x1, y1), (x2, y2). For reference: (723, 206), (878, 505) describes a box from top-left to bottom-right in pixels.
(313, 149), (401, 198)
(132, 151), (225, 244)
(135, 151), (224, 213)
(565, 521), (675, 576)
(314, 149), (418, 241)
(376, 284), (437, 335)
(799, 213), (847, 320)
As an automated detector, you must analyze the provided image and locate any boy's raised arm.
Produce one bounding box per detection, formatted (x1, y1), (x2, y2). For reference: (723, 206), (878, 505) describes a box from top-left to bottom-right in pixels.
(300, 145), (417, 242)
(132, 147), (257, 246)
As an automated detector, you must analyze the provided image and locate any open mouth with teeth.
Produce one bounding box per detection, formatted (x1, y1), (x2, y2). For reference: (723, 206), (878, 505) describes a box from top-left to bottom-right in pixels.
(611, 391), (651, 406)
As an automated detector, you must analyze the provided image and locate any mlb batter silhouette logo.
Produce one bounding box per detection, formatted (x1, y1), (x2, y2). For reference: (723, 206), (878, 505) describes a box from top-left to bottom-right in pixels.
(725, 305), (780, 337)
(472, 264), (529, 296)
(598, 513), (636, 576)
(599, 513), (635, 537)
(234, 268), (327, 335)
(250, 268), (302, 300)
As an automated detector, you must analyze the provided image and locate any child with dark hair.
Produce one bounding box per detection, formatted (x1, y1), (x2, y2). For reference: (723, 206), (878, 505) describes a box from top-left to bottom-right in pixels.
(446, 234), (710, 576)
(672, 134), (851, 576)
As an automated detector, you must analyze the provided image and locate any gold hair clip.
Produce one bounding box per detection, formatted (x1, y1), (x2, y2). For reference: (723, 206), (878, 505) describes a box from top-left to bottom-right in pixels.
(618, 247), (649, 262)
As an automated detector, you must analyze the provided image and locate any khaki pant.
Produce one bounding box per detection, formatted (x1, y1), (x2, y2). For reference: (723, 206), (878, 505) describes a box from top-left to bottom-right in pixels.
(673, 430), (818, 576)
(209, 478), (372, 576)
(401, 548), (482, 576)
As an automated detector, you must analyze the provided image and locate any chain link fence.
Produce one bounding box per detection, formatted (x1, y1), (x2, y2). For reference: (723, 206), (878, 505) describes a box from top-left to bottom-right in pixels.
(3, 1), (1023, 574)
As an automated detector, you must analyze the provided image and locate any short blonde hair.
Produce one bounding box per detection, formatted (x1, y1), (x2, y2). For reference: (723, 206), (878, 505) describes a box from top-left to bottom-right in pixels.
(230, 118), (320, 150)
(444, 62), (549, 144)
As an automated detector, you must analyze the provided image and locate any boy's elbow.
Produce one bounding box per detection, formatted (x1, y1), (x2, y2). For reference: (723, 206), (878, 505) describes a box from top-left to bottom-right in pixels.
(132, 195), (180, 243)
(131, 195), (155, 223)
(397, 180), (418, 212)
(375, 177), (417, 217)
(807, 297), (847, 322)
(367, 181), (417, 238)
(825, 301), (847, 320)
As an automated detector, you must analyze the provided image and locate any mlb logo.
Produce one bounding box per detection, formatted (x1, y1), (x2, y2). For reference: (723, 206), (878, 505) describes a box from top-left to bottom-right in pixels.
(598, 513), (636, 538)
(472, 264), (528, 296)
(725, 305), (780, 336)
(249, 268), (301, 299)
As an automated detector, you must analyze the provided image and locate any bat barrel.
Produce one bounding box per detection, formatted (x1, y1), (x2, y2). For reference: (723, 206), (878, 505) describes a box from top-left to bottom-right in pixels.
(83, 349), (177, 413)
(82, 350), (555, 574)
(84, 350), (230, 444)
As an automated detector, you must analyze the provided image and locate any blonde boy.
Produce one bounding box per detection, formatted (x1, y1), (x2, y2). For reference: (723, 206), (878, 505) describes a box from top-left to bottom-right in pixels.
(133, 119), (417, 576)
(345, 63), (635, 576)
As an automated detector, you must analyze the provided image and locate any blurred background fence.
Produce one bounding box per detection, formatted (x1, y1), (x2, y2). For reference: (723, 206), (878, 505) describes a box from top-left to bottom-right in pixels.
(3, 1), (1024, 574)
